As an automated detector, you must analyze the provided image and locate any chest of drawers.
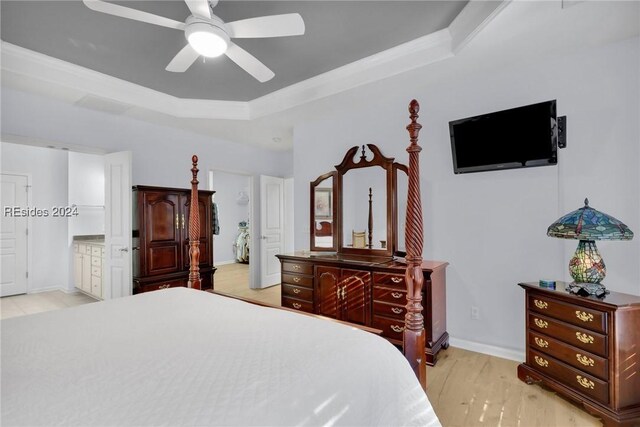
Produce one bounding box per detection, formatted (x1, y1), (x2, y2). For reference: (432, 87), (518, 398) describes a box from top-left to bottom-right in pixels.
(518, 282), (640, 426)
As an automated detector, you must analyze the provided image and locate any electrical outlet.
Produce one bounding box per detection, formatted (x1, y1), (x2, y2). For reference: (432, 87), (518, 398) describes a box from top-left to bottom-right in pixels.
(471, 306), (480, 320)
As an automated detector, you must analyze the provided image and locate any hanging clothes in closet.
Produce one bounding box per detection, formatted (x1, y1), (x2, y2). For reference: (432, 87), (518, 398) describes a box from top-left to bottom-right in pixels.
(234, 222), (249, 263)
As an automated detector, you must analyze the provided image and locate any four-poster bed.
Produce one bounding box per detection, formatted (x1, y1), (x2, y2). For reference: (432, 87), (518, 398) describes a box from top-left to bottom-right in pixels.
(1, 100), (440, 425)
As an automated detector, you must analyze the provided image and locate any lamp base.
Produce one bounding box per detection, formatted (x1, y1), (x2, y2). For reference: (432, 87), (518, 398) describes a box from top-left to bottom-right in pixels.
(565, 281), (608, 298)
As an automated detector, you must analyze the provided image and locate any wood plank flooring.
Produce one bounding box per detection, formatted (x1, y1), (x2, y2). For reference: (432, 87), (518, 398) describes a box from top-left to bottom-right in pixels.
(426, 347), (602, 427)
(1, 279), (603, 426)
(214, 262), (281, 306)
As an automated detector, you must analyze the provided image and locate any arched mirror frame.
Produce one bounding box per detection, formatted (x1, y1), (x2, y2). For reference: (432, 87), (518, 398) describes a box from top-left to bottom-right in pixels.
(309, 171), (338, 252)
(310, 144), (407, 258)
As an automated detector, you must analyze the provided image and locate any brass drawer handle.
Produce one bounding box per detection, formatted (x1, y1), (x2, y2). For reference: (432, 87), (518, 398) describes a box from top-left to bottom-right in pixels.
(576, 375), (595, 389)
(390, 325), (404, 333)
(341, 286), (346, 300)
(391, 292), (403, 299)
(159, 284), (171, 289)
(575, 311), (594, 322)
(576, 354), (595, 367)
(534, 356), (549, 367)
(292, 302), (302, 309)
(575, 332), (594, 344)
(293, 277), (301, 283)
(292, 288), (301, 294)
(391, 307), (403, 314)
(534, 337), (549, 348)
(292, 264), (301, 271)
(534, 318), (548, 329)
(181, 213), (185, 230)
(534, 299), (548, 309)
(336, 287), (341, 300)
(391, 277), (402, 283)
(175, 214), (179, 230)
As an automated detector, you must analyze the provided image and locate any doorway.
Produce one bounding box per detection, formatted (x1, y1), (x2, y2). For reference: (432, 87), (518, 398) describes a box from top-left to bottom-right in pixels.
(210, 170), (254, 298)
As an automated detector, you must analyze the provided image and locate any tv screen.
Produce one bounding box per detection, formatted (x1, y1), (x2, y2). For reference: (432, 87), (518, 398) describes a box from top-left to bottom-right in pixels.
(449, 100), (558, 174)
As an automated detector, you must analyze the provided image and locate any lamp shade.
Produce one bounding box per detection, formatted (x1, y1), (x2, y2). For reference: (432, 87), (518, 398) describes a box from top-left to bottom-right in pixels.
(547, 198), (634, 241)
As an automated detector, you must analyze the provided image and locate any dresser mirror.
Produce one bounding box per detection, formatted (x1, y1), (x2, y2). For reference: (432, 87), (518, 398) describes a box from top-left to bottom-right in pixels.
(310, 144), (406, 258)
(310, 171), (338, 251)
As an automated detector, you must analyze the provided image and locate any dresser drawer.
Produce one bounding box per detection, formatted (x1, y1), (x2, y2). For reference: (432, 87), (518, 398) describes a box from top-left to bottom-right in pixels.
(282, 261), (313, 275)
(282, 297), (313, 313)
(373, 316), (405, 341)
(373, 272), (406, 289)
(282, 284), (313, 301)
(282, 273), (313, 288)
(529, 330), (608, 380)
(91, 256), (102, 267)
(529, 294), (607, 333)
(373, 287), (406, 304)
(373, 301), (407, 318)
(91, 265), (102, 277)
(91, 246), (102, 257)
(137, 278), (187, 293)
(529, 313), (607, 357)
(529, 349), (609, 404)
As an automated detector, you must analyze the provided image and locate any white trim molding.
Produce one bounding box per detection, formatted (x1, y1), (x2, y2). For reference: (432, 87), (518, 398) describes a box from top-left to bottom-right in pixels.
(0, 1), (507, 121)
(448, 337), (525, 363)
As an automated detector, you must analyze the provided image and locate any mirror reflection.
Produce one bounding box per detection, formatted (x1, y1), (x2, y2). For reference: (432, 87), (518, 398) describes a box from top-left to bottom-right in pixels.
(342, 166), (387, 250)
(313, 176), (334, 248)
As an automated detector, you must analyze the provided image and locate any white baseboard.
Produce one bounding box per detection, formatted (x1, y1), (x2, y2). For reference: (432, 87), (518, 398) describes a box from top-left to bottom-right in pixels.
(216, 260), (240, 266)
(448, 337), (525, 363)
(28, 285), (80, 295)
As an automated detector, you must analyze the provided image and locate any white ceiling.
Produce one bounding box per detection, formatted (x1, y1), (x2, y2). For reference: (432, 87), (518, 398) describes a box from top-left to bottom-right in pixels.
(1, 1), (639, 151)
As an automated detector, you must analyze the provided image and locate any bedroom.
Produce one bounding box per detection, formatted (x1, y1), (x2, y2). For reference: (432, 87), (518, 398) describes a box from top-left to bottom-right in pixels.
(1, 1), (639, 426)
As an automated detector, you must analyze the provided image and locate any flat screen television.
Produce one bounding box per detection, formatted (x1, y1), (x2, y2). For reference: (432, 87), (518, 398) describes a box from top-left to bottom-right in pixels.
(449, 100), (558, 174)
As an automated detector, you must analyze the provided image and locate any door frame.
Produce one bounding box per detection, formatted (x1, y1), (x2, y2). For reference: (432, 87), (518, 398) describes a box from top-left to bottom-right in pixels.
(0, 172), (32, 295)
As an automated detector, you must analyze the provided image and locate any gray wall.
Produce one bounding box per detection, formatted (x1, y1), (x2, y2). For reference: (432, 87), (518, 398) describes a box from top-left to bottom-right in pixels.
(292, 36), (640, 356)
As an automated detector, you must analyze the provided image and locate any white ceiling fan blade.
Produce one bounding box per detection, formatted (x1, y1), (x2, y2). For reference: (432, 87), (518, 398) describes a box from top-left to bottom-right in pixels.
(225, 43), (274, 82)
(226, 13), (305, 38)
(184, 0), (211, 19)
(82, 0), (185, 30)
(166, 45), (200, 72)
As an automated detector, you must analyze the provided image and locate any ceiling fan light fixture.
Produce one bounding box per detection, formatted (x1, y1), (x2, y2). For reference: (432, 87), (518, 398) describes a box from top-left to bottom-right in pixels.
(185, 16), (229, 57)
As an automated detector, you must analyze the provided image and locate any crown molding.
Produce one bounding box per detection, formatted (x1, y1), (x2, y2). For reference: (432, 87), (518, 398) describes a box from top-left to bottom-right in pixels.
(0, 1), (507, 121)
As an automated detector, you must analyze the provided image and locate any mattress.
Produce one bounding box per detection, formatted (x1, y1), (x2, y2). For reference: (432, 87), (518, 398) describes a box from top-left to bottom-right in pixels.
(1, 288), (440, 426)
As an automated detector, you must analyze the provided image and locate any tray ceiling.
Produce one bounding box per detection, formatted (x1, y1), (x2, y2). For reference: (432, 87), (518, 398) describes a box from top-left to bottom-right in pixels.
(1, 1), (468, 102)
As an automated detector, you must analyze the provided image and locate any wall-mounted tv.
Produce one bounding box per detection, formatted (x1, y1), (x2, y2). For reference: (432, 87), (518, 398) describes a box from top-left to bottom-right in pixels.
(449, 100), (558, 174)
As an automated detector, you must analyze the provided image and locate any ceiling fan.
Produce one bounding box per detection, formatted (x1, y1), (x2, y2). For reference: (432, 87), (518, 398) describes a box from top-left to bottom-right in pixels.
(82, 0), (305, 82)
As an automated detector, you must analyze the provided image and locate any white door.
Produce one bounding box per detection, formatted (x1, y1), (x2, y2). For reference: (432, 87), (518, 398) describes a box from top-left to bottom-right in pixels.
(0, 174), (29, 296)
(259, 175), (284, 288)
(104, 151), (132, 299)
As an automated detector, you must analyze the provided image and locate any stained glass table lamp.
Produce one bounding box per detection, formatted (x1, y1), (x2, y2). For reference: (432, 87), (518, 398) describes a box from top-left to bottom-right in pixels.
(547, 198), (634, 296)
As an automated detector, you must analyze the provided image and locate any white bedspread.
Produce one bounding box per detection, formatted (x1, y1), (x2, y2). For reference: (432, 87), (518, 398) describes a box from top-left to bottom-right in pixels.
(2, 288), (440, 426)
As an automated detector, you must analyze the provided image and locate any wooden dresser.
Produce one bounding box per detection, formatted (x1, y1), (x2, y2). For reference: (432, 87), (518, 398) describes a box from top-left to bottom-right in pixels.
(277, 253), (449, 365)
(518, 282), (640, 426)
(132, 186), (215, 293)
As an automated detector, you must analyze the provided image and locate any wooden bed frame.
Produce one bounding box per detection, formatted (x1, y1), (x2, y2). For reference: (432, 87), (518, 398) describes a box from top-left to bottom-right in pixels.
(186, 100), (427, 389)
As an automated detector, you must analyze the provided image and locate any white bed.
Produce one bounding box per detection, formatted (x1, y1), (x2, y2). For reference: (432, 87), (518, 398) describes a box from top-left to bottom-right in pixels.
(2, 288), (440, 426)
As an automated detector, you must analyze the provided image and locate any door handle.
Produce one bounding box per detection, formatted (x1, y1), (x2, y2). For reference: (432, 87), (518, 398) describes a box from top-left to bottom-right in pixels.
(261, 235), (267, 240)
(176, 214), (179, 230)
(119, 247), (129, 253)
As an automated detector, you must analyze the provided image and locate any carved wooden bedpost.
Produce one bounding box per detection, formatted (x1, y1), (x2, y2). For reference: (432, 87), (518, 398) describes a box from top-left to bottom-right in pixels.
(188, 155), (201, 290)
(403, 100), (426, 390)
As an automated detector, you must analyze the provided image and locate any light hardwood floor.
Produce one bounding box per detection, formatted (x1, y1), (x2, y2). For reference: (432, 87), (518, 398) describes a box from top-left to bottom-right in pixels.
(1, 282), (602, 427)
(214, 262), (281, 306)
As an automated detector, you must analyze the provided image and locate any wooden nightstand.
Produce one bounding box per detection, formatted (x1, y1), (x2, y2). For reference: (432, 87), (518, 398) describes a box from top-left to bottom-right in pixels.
(518, 282), (640, 426)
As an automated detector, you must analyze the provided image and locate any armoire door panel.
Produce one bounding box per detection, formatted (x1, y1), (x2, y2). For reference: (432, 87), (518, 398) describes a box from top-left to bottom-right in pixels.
(145, 193), (180, 243)
(341, 269), (371, 326)
(316, 266), (340, 319)
(148, 246), (180, 274)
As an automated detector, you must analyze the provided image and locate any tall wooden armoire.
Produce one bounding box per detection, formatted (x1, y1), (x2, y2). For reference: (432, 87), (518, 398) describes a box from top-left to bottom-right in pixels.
(132, 186), (215, 293)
